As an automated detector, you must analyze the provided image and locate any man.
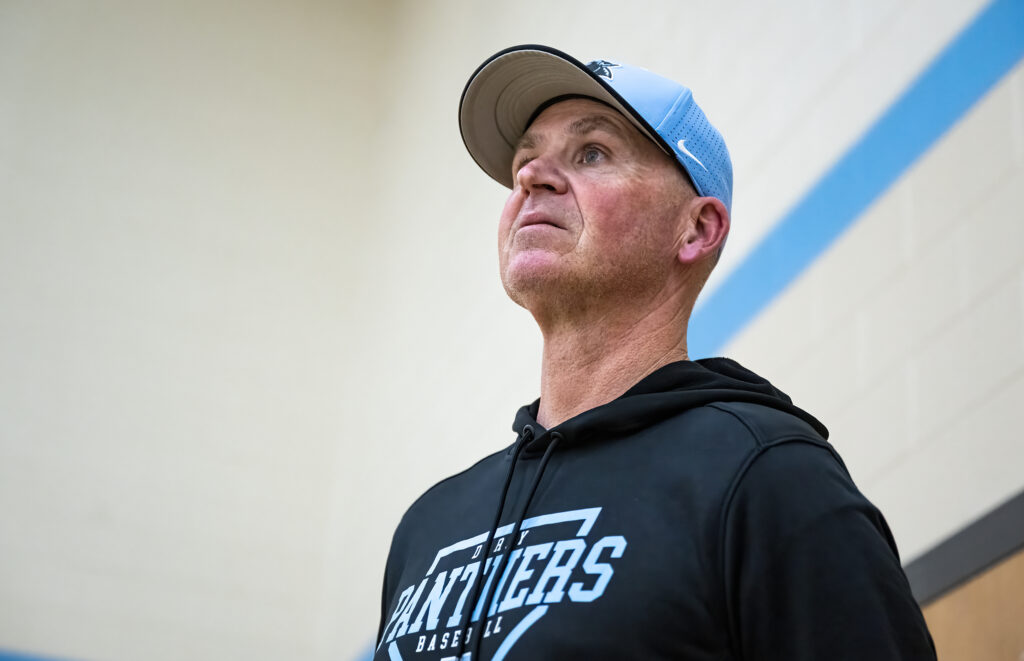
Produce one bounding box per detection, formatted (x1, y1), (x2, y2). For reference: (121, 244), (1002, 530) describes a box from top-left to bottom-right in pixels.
(375, 45), (935, 661)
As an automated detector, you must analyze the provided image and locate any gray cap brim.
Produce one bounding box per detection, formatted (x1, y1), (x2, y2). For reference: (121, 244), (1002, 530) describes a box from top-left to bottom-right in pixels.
(459, 45), (663, 189)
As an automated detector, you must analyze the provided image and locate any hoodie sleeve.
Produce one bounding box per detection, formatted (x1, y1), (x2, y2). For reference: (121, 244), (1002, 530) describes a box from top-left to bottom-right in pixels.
(376, 562), (390, 648)
(722, 440), (936, 661)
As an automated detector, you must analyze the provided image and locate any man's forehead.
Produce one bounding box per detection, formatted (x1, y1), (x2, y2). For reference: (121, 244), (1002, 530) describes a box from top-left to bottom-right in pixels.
(514, 99), (640, 153)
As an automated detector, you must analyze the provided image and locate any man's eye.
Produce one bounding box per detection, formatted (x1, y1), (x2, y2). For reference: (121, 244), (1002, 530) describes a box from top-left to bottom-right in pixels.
(581, 146), (604, 165)
(513, 156), (533, 175)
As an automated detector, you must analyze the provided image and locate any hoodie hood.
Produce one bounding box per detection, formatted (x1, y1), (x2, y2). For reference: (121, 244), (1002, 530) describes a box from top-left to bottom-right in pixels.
(513, 358), (828, 455)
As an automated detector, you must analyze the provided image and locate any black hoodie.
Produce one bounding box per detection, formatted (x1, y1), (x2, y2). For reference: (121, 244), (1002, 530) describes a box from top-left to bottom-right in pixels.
(374, 359), (936, 660)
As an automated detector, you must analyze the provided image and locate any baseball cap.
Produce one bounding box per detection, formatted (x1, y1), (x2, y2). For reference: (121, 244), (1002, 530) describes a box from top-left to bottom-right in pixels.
(459, 45), (733, 213)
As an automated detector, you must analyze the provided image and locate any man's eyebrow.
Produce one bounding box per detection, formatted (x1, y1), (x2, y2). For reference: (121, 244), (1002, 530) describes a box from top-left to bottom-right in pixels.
(514, 131), (538, 154)
(565, 114), (625, 137)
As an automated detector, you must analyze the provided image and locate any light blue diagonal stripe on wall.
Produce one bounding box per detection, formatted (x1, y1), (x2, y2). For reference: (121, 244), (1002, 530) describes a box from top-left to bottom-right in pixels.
(688, 0), (1024, 358)
(0, 651), (76, 661)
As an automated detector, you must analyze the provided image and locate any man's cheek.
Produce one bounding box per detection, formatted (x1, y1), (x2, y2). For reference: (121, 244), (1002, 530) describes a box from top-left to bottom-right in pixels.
(498, 211), (515, 242)
(501, 186), (526, 215)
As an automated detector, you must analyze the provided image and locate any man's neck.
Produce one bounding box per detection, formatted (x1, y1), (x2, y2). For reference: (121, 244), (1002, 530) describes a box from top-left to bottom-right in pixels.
(535, 293), (691, 429)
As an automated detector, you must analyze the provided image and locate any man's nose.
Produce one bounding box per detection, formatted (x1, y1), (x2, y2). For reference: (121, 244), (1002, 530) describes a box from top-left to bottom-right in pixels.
(516, 156), (567, 194)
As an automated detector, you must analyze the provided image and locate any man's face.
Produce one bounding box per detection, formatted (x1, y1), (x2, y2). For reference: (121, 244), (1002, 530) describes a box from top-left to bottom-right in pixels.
(498, 97), (692, 317)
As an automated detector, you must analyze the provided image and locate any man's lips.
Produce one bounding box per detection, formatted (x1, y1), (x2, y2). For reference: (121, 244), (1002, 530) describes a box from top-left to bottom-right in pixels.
(517, 211), (564, 231)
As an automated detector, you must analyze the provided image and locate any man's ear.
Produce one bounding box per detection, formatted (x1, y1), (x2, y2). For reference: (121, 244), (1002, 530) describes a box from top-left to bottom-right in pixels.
(677, 197), (730, 265)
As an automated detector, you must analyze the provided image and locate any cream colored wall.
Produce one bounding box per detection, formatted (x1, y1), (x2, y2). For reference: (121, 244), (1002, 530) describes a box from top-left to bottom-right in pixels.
(0, 2), (390, 659)
(1, 2), (1018, 661)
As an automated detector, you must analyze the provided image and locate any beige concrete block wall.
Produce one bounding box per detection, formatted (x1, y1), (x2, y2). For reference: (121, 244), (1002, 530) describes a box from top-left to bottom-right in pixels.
(2, 1), (1018, 660)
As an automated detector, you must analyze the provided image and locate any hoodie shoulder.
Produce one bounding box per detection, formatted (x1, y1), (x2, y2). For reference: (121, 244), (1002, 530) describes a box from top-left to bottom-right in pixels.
(400, 445), (511, 522)
(706, 400), (828, 448)
(383, 445), (512, 573)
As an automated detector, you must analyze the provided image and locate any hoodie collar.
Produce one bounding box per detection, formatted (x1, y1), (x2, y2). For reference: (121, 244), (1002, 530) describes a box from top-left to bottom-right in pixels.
(512, 358), (827, 455)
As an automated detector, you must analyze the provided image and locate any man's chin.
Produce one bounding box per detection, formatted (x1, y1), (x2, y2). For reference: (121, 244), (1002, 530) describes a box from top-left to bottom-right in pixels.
(501, 267), (592, 321)
(502, 251), (567, 288)
(505, 245), (568, 271)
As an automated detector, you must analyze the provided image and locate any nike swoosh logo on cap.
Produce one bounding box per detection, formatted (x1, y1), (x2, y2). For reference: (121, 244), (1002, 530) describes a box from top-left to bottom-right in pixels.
(676, 139), (707, 171)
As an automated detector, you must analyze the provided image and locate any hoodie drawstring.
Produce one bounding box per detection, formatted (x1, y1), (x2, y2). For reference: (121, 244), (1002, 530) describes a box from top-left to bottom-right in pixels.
(454, 425), (533, 658)
(468, 430), (563, 660)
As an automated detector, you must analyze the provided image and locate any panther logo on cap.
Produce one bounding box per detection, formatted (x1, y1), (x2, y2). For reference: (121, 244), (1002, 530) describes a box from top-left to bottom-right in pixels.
(586, 60), (620, 79)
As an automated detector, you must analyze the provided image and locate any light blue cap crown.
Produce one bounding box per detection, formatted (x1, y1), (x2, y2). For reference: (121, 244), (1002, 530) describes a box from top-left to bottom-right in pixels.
(459, 45), (733, 213)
